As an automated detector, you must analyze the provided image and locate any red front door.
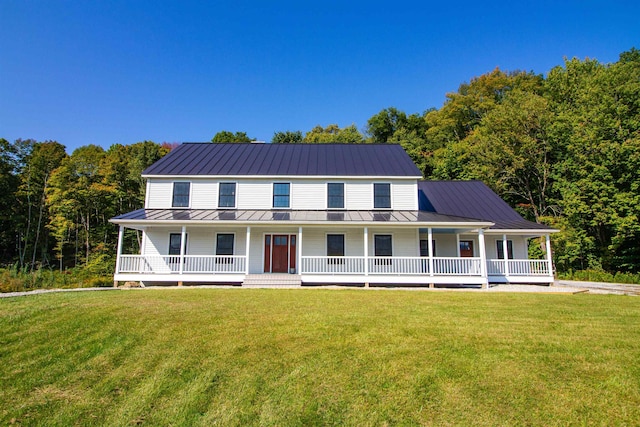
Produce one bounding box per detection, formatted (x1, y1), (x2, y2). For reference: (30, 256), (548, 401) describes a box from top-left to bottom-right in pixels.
(272, 235), (289, 272)
(460, 240), (474, 257)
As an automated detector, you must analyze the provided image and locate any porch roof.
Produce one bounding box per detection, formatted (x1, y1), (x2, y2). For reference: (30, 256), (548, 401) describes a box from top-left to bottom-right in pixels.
(111, 208), (492, 228)
(418, 180), (556, 232)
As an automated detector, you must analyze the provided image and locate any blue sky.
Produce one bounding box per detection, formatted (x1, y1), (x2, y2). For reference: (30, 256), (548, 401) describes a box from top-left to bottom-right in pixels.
(1, 1), (638, 152)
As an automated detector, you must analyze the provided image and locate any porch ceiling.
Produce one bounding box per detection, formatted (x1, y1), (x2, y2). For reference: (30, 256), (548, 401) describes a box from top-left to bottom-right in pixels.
(111, 208), (492, 229)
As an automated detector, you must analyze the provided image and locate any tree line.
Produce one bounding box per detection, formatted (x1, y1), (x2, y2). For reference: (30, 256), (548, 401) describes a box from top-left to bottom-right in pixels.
(1, 48), (638, 276)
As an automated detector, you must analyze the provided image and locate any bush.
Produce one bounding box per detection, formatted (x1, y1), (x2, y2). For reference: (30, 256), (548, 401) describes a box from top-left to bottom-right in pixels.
(558, 269), (640, 285)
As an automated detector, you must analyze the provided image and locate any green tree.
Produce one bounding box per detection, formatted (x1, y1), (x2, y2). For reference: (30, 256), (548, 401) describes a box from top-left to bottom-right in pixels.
(0, 139), (20, 262)
(303, 124), (365, 143)
(546, 51), (640, 272)
(16, 140), (67, 269)
(211, 131), (254, 143)
(272, 130), (303, 143)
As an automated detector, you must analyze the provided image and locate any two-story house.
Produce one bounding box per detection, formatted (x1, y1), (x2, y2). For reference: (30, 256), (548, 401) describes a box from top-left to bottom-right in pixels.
(111, 143), (556, 287)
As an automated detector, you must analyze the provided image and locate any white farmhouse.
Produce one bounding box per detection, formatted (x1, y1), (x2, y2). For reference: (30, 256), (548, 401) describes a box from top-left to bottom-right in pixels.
(110, 143), (556, 287)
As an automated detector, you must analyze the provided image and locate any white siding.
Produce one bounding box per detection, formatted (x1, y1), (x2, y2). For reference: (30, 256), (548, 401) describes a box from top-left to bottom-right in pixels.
(369, 228), (419, 257)
(237, 181), (272, 209)
(346, 181), (371, 210)
(146, 180), (173, 208)
(191, 180), (218, 209)
(143, 227), (248, 256)
(392, 181), (418, 210)
(487, 236), (529, 259)
(145, 177), (419, 210)
(301, 228), (365, 256)
(292, 180), (325, 209)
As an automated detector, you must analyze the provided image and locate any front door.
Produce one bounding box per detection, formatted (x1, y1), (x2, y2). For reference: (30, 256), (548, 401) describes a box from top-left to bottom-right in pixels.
(460, 240), (474, 257)
(272, 235), (289, 273)
(264, 234), (297, 273)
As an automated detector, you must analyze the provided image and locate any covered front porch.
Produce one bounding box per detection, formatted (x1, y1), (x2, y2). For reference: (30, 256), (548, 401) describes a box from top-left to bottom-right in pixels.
(113, 222), (554, 287)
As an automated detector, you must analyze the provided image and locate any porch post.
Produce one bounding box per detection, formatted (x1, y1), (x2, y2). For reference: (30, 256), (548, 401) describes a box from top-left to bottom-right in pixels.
(545, 234), (553, 282)
(456, 233), (461, 257)
(364, 227), (369, 276)
(114, 225), (124, 286)
(428, 227), (434, 277)
(502, 234), (509, 277)
(298, 226), (302, 275)
(179, 225), (186, 276)
(478, 229), (488, 289)
(245, 226), (251, 274)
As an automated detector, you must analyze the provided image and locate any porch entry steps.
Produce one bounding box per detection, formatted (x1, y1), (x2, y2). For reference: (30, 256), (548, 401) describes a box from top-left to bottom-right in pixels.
(242, 274), (302, 288)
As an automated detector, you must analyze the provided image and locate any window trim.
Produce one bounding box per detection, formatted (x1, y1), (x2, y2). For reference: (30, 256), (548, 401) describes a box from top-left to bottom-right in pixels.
(218, 182), (237, 209)
(215, 232), (236, 256)
(373, 182), (392, 209)
(172, 181), (191, 208)
(327, 182), (345, 210)
(272, 182), (291, 209)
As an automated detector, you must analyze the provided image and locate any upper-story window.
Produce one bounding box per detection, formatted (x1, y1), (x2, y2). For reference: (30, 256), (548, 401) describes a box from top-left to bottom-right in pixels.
(218, 182), (236, 208)
(373, 183), (391, 209)
(273, 183), (290, 208)
(172, 182), (190, 207)
(327, 183), (344, 209)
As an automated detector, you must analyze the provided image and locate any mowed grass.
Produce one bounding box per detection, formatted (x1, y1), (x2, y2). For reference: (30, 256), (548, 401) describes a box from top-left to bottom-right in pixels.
(1, 289), (640, 426)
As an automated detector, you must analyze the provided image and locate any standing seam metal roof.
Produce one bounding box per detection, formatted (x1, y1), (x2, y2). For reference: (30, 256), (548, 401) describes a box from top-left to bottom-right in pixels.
(418, 180), (553, 230)
(142, 143), (422, 176)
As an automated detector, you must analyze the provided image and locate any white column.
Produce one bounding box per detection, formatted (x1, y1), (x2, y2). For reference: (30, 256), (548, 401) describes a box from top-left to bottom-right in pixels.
(456, 233), (461, 257)
(503, 234), (509, 277)
(245, 226), (251, 274)
(478, 229), (488, 289)
(364, 227), (369, 276)
(115, 225), (124, 274)
(298, 226), (302, 275)
(545, 234), (553, 280)
(428, 227), (434, 277)
(179, 225), (186, 275)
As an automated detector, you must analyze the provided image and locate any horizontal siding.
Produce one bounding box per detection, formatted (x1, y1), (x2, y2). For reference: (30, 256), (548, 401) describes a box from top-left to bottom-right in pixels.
(392, 181), (418, 210)
(191, 180), (217, 209)
(145, 178), (419, 210)
(146, 180), (173, 209)
(291, 180), (325, 209)
(237, 181), (272, 209)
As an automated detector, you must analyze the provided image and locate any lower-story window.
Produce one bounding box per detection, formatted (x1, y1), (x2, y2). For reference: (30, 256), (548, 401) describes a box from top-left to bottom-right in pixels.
(216, 233), (235, 263)
(419, 239), (436, 257)
(327, 234), (345, 264)
(496, 240), (513, 259)
(374, 234), (392, 265)
(169, 233), (187, 255)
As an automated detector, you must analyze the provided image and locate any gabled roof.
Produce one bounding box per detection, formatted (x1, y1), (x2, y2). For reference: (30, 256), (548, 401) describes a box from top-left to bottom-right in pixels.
(418, 180), (554, 231)
(142, 143), (422, 177)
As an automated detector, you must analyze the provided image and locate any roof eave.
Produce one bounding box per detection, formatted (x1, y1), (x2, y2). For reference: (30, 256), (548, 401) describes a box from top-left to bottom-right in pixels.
(141, 174), (423, 180)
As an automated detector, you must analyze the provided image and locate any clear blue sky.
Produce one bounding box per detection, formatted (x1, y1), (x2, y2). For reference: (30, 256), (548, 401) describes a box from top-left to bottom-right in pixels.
(1, 1), (638, 152)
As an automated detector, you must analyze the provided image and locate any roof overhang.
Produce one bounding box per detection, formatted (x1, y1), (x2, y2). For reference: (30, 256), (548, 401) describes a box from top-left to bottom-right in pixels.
(110, 209), (493, 230)
(141, 175), (423, 180)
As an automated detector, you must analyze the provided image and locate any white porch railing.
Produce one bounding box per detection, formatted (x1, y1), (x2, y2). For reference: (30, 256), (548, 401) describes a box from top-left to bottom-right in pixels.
(301, 256), (365, 274)
(433, 257), (482, 276)
(117, 255), (246, 274)
(367, 257), (429, 275)
(301, 256), (483, 276)
(487, 259), (550, 276)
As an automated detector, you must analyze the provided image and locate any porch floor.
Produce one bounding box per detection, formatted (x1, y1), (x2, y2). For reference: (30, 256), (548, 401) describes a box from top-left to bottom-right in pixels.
(242, 274), (302, 288)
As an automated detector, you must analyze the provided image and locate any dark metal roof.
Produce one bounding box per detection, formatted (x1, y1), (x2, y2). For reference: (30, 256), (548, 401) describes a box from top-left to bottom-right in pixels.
(111, 209), (490, 226)
(418, 180), (553, 230)
(142, 143), (422, 177)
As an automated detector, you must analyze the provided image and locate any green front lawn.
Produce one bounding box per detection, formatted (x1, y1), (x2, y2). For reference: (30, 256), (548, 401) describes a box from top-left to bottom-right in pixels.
(1, 289), (639, 426)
